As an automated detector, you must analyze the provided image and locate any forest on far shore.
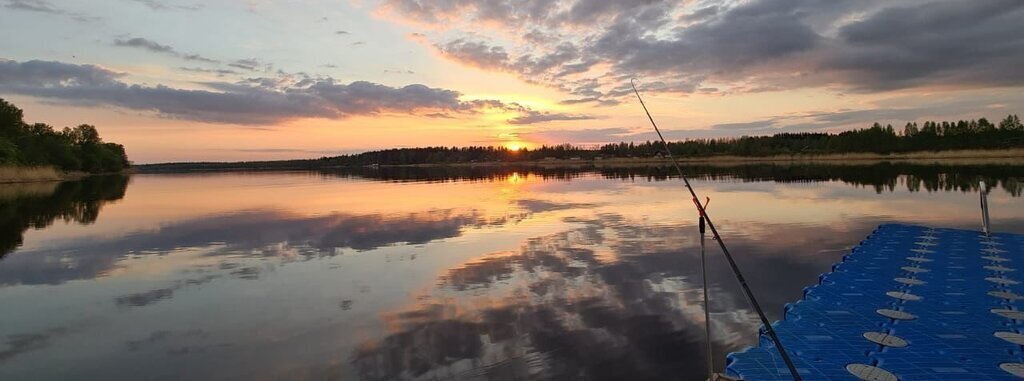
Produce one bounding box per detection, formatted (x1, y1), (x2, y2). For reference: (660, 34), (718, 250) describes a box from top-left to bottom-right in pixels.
(138, 113), (1024, 171)
(310, 114), (1024, 166)
(0, 98), (129, 173)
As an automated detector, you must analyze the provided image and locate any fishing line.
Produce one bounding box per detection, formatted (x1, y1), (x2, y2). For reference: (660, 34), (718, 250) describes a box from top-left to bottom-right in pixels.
(630, 79), (803, 381)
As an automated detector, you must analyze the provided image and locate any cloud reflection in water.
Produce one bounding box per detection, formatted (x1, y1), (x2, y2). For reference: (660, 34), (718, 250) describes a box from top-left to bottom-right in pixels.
(351, 213), (879, 380)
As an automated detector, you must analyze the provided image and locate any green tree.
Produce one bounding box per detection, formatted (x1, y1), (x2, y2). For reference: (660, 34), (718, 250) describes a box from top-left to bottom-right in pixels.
(0, 98), (129, 173)
(0, 137), (19, 164)
(0, 98), (25, 138)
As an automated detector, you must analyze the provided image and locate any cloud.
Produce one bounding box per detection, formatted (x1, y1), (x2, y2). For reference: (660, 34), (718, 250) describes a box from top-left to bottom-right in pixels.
(4, 0), (59, 13)
(130, 0), (202, 11)
(351, 213), (878, 380)
(826, 0), (1024, 90)
(227, 58), (266, 71)
(179, 67), (239, 76)
(4, 0), (97, 21)
(335, 30), (349, 35)
(380, 0), (1024, 102)
(710, 120), (777, 131)
(0, 327), (75, 362)
(438, 39), (511, 70)
(0, 59), (522, 124)
(520, 127), (636, 143)
(114, 37), (220, 64)
(0, 207), (534, 286)
(114, 37), (174, 53)
(506, 110), (596, 125)
(116, 288), (175, 307)
(182, 54), (218, 64)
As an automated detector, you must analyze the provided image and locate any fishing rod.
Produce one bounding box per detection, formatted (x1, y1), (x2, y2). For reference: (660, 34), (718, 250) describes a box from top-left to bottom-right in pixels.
(699, 213), (714, 381)
(630, 79), (803, 381)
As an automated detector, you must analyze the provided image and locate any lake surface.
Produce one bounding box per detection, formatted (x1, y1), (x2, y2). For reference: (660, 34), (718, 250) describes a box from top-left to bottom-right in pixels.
(2, 163), (1023, 380)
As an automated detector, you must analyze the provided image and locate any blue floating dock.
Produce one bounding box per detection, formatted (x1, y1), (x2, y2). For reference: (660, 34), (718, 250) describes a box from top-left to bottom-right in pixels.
(726, 224), (1024, 380)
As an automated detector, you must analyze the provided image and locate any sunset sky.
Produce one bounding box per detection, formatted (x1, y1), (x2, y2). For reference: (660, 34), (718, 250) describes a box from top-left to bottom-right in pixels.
(1, 0), (1022, 163)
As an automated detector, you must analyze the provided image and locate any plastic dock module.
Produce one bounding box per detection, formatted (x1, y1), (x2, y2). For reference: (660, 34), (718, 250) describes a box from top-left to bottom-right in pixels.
(725, 224), (1024, 381)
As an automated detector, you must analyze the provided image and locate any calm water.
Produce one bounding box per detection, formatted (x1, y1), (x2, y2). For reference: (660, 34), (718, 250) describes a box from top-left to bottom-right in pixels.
(1, 164), (1023, 380)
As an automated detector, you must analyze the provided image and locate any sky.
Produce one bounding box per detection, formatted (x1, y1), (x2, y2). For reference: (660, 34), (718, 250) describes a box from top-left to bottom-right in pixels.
(0, 0), (1022, 163)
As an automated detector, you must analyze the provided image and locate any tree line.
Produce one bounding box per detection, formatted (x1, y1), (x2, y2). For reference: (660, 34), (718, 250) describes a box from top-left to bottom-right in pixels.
(309, 115), (1024, 166)
(137, 114), (1024, 171)
(602, 116), (1024, 158)
(0, 98), (129, 173)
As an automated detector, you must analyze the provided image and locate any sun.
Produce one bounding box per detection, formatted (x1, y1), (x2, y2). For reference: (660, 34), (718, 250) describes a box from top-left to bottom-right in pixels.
(505, 142), (525, 151)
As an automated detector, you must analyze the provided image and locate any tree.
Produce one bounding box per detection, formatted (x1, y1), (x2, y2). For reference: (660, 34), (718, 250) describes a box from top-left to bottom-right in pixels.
(0, 137), (18, 164)
(903, 122), (919, 137)
(1000, 114), (1023, 131)
(0, 98), (25, 138)
(0, 98), (129, 173)
(978, 118), (995, 132)
(66, 124), (102, 145)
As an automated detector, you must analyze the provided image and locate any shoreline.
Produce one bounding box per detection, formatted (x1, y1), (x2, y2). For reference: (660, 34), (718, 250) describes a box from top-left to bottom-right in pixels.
(133, 148), (1024, 173)
(399, 148), (1024, 168)
(0, 166), (115, 184)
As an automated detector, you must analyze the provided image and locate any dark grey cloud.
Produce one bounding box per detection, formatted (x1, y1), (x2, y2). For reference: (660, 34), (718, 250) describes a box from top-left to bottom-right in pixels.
(385, 0), (1024, 101)
(564, 0), (661, 24)
(602, 1), (820, 75)
(439, 39), (593, 79)
(0, 59), (512, 124)
(182, 54), (217, 64)
(827, 0), (1024, 90)
(438, 39), (510, 70)
(114, 37), (220, 63)
(114, 37), (174, 53)
(335, 30), (349, 35)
